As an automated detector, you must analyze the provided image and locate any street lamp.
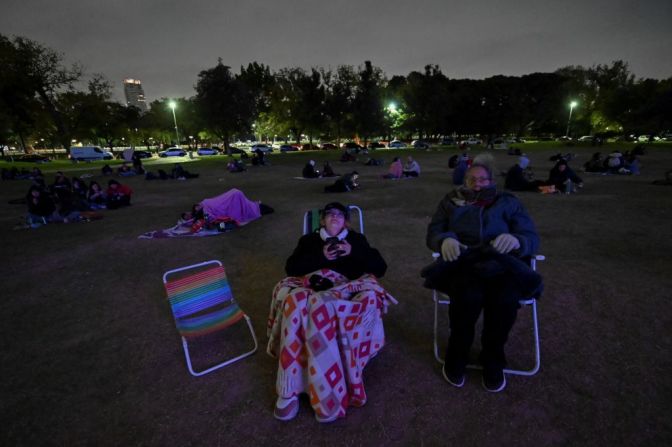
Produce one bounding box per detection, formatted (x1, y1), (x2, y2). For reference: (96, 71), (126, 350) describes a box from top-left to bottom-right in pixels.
(565, 101), (578, 137)
(168, 101), (180, 147)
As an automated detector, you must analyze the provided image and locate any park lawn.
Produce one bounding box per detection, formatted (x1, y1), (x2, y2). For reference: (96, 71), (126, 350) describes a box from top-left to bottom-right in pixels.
(1, 143), (671, 445)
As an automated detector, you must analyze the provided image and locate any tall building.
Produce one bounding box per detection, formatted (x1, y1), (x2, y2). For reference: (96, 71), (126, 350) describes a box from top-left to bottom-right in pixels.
(123, 78), (148, 112)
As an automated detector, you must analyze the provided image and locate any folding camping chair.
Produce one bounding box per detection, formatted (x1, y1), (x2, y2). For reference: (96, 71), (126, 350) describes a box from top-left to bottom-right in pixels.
(432, 253), (545, 376)
(163, 260), (258, 377)
(302, 205), (364, 235)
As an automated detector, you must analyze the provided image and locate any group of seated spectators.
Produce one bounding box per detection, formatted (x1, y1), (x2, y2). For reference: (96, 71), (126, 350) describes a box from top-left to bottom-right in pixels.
(301, 160), (338, 178)
(25, 172), (133, 227)
(144, 163), (199, 180)
(383, 156), (421, 179)
(1, 166), (43, 181)
(584, 150), (641, 175)
(504, 155), (583, 193)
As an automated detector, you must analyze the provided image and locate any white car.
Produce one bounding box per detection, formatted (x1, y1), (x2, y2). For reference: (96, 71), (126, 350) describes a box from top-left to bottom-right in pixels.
(159, 147), (187, 157)
(577, 136), (593, 142)
(489, 138), (509, 150)
(197, 147), (219, 156)
(388, 140), (407, 148)
(460, 137), (482, 145)
(250, 143), (273, 153)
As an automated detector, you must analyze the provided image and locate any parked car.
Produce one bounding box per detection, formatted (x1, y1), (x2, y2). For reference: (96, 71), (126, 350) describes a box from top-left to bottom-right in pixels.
(411, 140), (430, 149)
(159, 147), (187, 157)
(221, 146), (245, 155)
(250, 143), (273, 153)
(341, 142), (364, 150)
(506, 137), (526, 143)
(279, 144), (298, 152)
(70, 146), (114, 161)
(388, 140), (407, 148)
(133, 150), (153, 159)
(301, 143), (320, 151)
(197, 147), (219, 156)
(368, 141), (385, 149)
(15, 154), (51, 163)
(440, 137), (456, 145)
(320, 142), (338, 150)
(460, 137), (482, 145)
(577, 135), (593, 142)
(488, 138), (509, 150)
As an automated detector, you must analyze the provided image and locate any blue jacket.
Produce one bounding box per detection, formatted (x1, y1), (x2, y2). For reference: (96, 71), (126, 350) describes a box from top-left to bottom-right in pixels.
(426, 190), (539, 258)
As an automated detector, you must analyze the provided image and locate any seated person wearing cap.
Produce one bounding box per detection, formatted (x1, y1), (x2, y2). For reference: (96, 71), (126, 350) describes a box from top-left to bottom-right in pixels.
(267, 202), (396, 423)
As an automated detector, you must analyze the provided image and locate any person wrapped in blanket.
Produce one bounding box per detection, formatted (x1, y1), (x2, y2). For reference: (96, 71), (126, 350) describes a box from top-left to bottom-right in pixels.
(267, 202), (397, 423)
(179, 188), (274, 233)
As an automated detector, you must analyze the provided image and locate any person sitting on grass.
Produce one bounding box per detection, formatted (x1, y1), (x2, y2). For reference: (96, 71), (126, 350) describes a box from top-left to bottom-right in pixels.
(324, 171), (360, 193)
(87, 181), (107, 209)
(118, 162), (135, 177)
(403, 156), (421, 177)
(227, 158), (246, 173)
(267, 202), (396, 423)
(106, 179), (133, 209)
(101, 164), (113, 176)
(382, 157), (402, 179)
(547, 159), (583, 192)
(322, 161), (337, 177)
(302, 160), (320, 178)
(504, 156), (544, 192)
(26, 185), (55, 226)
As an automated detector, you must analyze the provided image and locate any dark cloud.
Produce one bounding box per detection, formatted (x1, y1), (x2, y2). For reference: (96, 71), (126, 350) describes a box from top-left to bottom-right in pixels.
(2, 0), (670, 102)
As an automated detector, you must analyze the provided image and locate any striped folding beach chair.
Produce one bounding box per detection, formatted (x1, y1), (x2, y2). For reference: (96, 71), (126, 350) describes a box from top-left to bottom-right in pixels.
(163, 260), (258, 376)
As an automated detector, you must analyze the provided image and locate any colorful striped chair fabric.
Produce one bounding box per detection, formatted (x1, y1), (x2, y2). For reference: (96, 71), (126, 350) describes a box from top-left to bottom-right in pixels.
(163, 260), (258, 376)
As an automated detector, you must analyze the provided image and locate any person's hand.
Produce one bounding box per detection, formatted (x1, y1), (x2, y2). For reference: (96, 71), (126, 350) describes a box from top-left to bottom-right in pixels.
(490, 233), (520, 254)
(337, 239), (351, 256)
(441, 238), (466, 262)
(323, 243), (339, 260)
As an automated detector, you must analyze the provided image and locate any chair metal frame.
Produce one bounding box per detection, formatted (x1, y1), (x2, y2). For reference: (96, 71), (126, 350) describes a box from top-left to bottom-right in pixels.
(163, 260), (258, 377)
(302, 205), (364, 235)
(432, 254), (544, 376)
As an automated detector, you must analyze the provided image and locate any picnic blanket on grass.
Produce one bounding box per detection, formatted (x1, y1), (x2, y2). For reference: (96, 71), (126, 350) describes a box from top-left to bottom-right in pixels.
(138, 188), (261, 239)
(267, 269), (397, 421)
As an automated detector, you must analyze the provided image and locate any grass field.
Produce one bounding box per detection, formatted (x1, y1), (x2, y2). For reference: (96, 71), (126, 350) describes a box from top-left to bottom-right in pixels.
(2, 143), (671, 446)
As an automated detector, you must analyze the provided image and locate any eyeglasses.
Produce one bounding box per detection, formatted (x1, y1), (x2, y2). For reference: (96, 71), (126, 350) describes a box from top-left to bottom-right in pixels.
(466, 176), (491, 183)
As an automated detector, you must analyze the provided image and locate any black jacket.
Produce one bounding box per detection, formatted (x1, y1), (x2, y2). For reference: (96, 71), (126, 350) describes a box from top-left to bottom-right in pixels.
(285, 231), (387, 279)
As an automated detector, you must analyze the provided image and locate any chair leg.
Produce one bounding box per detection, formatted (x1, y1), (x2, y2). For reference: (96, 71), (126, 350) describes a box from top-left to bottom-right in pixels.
(182, 315), (259, 377)
(433, 295), (540, 377)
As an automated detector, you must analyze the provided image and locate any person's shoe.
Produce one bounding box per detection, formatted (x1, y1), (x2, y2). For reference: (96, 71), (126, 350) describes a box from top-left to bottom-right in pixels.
(482, 368), (507, 393)
(441, 362), (465, 388)
(273, 396), (299, 421)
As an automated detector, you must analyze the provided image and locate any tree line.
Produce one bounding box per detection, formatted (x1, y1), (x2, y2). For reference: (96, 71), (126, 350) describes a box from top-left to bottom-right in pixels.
(1, 34), (671, 153)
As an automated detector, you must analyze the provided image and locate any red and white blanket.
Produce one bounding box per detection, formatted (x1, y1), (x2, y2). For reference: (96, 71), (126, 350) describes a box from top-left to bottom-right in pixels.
(267, 269), (397, 421)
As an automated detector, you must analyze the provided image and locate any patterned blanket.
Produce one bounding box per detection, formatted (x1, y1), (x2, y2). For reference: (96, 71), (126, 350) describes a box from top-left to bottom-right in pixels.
(267, 269), (397, 421)
(138, 220), (221, 239)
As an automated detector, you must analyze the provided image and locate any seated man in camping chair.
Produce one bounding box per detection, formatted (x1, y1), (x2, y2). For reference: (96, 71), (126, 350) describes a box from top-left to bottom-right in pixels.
(267, 202), (396, 423)
(424, 162), (542, 393)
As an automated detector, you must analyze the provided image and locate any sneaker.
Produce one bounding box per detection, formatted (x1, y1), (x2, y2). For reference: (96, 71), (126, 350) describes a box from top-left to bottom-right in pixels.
(482, 368), (507, 393)
(441, 363), (465, 388)
(273, 396), (299, 421)
(314, 410), (339, 423)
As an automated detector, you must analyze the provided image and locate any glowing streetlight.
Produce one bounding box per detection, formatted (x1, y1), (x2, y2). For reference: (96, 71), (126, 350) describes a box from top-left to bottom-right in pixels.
(387, 102), (397, 112)
(565, 101), (578, 137)
(168, 101), (180, 146)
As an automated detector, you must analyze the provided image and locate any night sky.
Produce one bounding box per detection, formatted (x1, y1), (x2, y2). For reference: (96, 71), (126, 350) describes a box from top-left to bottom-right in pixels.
(2, 0), (670, 103)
